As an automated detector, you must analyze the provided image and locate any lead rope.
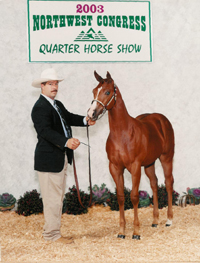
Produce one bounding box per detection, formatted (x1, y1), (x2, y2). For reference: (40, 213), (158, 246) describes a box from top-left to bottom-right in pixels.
(87, 122), (93, 207)
(72, 123), (93, 208)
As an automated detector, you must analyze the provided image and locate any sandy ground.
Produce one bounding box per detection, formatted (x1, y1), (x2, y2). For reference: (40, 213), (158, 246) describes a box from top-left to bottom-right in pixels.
(0, 205), (200, 262)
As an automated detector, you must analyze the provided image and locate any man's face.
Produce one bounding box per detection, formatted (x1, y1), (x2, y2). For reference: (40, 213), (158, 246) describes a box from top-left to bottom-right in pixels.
(41, 80), (58, 100)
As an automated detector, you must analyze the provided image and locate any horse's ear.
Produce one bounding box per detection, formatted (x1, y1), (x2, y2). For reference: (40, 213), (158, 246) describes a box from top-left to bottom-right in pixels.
(106, 71), (112, 80)
(94, 71), (103, 83)
(106, 71), (113, 83)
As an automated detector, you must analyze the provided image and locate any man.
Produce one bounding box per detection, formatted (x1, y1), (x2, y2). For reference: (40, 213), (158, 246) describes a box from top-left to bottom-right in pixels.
(31, 68), (95, 244)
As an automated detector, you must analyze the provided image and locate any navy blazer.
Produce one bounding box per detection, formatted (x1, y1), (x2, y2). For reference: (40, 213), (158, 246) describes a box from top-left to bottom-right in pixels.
(31, 95), (86, 172)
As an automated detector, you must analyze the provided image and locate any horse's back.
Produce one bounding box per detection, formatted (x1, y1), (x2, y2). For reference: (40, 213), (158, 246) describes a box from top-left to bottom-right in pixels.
(136, 113), (173, 132)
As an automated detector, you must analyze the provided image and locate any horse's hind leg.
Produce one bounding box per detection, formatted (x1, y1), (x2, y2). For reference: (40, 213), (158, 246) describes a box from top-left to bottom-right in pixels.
(144, 164), (159, 227)
(160, 154), (174, 226)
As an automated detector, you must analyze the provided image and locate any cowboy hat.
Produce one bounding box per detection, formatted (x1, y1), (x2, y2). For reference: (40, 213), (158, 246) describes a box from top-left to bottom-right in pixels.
(32, 68), (64, 88)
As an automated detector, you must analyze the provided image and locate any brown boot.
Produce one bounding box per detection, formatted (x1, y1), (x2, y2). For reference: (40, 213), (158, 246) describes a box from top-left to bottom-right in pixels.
(55, 237), (74, 244)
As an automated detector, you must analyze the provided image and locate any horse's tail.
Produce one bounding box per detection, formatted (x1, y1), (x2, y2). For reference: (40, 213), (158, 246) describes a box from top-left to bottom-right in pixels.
(159, 114), (175, 158)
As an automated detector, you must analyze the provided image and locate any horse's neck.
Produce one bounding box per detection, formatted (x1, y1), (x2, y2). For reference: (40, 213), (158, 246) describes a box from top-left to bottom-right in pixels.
(108, 88), (133, 131)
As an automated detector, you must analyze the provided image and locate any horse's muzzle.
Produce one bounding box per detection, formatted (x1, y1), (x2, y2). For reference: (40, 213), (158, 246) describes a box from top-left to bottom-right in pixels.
(87, 108), (98, 122)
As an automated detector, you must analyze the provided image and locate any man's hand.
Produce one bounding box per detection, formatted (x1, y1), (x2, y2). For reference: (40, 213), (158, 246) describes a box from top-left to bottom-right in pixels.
(86, 116), (96, 126)
(66, 138), (80, 150)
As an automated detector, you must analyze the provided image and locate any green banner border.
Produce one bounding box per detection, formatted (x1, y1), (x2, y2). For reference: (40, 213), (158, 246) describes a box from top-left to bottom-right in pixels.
(27, 0), (152, 63)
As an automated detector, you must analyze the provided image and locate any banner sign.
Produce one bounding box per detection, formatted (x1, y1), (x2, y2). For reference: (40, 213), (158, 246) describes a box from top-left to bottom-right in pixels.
(27, 0), (152, 62)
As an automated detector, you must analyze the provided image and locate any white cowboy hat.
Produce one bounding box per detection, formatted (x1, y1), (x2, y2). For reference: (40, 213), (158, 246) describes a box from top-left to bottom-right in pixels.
(32, 68), (64, 88)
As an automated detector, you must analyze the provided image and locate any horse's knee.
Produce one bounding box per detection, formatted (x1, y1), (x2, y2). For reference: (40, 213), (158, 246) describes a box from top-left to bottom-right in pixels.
(165, 175), (174, 189)
(131, 193), (139, 206)
(150, 178), (158, 191)
(117, 194), (124, 206)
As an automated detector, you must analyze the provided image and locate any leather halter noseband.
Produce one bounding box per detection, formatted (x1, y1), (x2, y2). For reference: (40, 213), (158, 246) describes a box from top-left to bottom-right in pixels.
(91, 84), (117, 120)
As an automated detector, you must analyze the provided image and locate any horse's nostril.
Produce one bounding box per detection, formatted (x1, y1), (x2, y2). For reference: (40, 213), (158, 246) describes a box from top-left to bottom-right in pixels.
(92, 110), (96, 118)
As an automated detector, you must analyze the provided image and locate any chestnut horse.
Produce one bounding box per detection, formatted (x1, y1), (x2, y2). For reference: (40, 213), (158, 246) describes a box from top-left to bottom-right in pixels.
(87, 71), (175, 240)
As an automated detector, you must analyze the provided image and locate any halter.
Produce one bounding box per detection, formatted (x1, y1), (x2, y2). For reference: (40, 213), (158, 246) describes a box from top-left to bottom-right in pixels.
(91, 84), (117, 120)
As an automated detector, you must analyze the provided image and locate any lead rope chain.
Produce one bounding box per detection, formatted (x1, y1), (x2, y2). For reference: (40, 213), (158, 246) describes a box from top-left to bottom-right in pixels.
(72, 123), (92, 208)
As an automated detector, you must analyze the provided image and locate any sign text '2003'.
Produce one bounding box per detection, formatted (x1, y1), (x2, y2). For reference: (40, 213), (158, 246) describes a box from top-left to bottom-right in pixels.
(76, 4), (104, 14)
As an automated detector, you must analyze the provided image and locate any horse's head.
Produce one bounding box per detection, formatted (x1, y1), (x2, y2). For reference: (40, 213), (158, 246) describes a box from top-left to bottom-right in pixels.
(87, 71), (117, 121)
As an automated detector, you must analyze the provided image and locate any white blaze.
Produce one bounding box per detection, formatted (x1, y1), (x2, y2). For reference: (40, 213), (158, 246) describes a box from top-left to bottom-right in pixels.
(88, 87), (102, 118)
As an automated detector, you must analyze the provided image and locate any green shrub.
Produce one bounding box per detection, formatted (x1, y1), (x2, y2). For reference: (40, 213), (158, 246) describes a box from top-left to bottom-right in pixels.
(91, 183), (111, 205)
(63, 185), (90, 215)
(106, 190), (119, 211)
(16, 189), (43, 216)
(150, 184), (179, 209)
(107, 188), (150, 211)
(138, 191), (150, 208)
(0, 193), (16, 211)
(187, 188), (200, 204)
(124, 188), (133, 210)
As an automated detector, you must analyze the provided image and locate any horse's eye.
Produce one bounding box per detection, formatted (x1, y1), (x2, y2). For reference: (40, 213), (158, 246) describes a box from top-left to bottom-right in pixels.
(105, 91), (110, 95)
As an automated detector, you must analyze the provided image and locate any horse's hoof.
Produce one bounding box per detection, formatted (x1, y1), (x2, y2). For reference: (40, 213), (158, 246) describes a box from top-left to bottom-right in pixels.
(117, 234), (125, 239)
(132, 235), (140, 240)
(152, 224), (158, 228)
(165, 219), (172, 227)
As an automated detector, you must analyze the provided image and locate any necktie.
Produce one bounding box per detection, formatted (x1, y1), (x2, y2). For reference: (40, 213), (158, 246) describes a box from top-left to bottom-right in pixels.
(54, 101), (72, 138)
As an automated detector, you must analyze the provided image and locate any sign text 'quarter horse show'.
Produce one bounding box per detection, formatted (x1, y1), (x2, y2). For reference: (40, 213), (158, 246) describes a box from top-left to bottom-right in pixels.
(27, 0), (152, 62)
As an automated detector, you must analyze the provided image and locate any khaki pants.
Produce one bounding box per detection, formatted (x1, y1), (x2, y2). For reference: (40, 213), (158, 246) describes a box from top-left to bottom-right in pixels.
(38, 155), (68, 241)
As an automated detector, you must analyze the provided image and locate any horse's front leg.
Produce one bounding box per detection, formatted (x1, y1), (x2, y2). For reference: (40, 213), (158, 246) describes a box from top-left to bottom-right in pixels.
(109, 162), (126, 239)
(130, 162), (141, 240)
